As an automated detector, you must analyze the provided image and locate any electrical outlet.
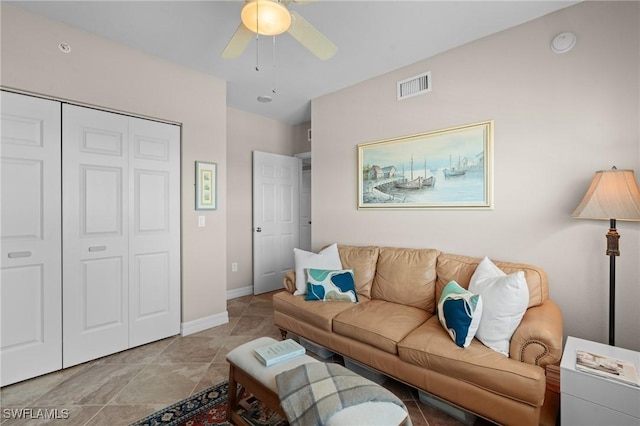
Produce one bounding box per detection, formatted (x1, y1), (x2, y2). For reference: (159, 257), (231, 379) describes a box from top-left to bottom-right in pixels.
(231, 262), (238, 272)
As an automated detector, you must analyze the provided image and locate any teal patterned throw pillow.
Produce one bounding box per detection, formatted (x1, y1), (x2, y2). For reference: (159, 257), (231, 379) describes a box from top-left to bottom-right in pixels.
(437, 281), (483, 348)
(304, 269), (358, 302)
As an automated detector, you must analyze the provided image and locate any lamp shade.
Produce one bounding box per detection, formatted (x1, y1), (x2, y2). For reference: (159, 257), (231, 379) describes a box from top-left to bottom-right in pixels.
(572, 168), (640, 221)
(241, 0), (291, 36)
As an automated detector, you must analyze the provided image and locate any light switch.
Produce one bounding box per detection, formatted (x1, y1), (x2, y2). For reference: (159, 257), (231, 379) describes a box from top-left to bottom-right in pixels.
(198, 216), (205, 227)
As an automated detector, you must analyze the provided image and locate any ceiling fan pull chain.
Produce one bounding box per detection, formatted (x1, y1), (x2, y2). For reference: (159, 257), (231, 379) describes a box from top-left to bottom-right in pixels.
(254, 35), (259, 72)
(272, 35), (277, 94)
(255, 0), (260, 71)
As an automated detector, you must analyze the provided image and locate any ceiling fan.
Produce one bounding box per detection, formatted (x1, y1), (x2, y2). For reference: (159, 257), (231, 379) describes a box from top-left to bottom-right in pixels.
(221, 0), (337, 61)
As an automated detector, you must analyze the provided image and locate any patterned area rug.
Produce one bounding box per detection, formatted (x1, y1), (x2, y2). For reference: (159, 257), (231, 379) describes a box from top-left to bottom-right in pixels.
(130, 380), (287, 426)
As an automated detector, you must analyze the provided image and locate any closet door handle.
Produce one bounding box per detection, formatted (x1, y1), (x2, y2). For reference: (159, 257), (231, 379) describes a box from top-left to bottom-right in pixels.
(88, 245), (106, 252)
(8, 251), (32, 258)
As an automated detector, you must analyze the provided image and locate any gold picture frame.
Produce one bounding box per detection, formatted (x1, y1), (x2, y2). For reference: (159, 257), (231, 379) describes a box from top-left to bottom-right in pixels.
(358, 121), (493, 209)
(195, 161), (217, 210)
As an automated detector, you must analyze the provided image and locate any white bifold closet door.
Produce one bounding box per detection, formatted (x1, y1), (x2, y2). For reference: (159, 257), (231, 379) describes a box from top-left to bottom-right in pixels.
(62, 104), (180, 368)
(1, 92), (63, 386)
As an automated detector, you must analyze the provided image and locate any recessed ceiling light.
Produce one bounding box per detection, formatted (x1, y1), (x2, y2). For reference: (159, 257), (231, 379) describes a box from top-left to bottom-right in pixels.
(257, 95), (273, 103)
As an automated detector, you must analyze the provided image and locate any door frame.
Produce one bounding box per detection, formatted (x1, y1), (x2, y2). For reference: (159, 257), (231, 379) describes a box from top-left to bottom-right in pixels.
(295, 152), (312, 252)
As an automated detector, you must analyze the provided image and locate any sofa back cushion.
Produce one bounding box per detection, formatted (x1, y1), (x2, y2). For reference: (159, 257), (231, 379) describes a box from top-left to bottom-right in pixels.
(338, 245), (380, 299)
(371, 247), (440, 311)
(436, 253), (549, 310)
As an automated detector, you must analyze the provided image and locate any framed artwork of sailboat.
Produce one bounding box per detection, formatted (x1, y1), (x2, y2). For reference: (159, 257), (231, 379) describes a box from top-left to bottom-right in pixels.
(357, 121), (493, 209)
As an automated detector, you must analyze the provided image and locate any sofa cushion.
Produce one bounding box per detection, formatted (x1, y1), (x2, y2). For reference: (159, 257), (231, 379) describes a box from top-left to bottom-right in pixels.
(469, 257), (529, 356)
(398, 317), (545, 405)
(333, 300), (430, 354)
(370, 247), (440, 311)
(273, 291), (366, 332)
(293, 244), (342, 296)
(337, 245), (379, 299)
(437, 281), (483, 348)
(305, 269), (358, 302)
(435, 253), (548, 309)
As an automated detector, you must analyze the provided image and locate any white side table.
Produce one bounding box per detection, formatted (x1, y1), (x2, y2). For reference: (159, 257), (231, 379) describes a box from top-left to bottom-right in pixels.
(560, 336), (640, 426)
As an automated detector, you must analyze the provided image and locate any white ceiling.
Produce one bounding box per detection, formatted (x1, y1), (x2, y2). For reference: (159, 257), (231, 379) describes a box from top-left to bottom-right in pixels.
(10, 1), (579, 125)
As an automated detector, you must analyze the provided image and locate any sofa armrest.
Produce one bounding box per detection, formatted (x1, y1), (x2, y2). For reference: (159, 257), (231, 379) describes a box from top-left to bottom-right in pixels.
(510, 299), (563, 368)
(283, 270), (296, 293)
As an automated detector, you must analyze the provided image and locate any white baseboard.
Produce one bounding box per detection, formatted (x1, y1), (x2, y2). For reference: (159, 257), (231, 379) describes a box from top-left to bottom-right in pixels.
(180, 286), (253, 336)
(227, 285), (253, 300)
(180, 311), (229, 336)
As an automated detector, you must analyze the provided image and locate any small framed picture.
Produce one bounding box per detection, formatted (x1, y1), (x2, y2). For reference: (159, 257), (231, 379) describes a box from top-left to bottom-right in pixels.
(195, 161), (217, 210)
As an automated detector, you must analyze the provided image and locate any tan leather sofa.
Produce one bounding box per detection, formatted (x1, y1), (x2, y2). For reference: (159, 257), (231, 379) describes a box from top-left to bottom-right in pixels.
(273, 245), (563, 426)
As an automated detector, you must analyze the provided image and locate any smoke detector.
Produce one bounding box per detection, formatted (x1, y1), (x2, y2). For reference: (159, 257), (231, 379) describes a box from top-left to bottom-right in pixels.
(551, 32), (576, 54)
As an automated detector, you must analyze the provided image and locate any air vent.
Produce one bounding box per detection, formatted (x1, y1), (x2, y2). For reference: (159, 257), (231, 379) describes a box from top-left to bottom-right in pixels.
(397, 71), (431, 101)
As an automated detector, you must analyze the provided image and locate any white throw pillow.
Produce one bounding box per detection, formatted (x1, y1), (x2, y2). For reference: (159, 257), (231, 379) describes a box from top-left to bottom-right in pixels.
(468, 257), (529, 356)
(293, 244), (342, 295)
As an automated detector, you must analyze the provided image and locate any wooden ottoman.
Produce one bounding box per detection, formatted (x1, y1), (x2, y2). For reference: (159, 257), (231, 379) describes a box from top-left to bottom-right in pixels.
(226, 337), (318, 425)
(225, 337), (409, 426)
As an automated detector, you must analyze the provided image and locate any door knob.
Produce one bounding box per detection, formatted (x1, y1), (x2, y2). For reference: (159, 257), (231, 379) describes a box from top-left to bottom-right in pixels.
(256, 227), (262, 232)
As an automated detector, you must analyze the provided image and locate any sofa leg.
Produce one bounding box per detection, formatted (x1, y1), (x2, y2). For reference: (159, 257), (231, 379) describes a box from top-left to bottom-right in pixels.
(279, 329), (288, 340)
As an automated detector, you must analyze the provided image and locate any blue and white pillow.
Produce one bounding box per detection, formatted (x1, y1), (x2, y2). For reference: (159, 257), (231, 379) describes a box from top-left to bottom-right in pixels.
(304, 269), (358, 302)
(437, 281), (483, 348)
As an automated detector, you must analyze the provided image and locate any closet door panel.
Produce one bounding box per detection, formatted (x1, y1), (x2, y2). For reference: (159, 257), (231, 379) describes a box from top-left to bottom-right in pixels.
(129, 118), (180, 347)
(63, 105), (129, 368)
(0, 92), (62, 386)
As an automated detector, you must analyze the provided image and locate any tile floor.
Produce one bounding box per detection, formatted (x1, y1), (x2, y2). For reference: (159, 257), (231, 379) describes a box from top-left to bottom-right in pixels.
(0, 291), (478, 426)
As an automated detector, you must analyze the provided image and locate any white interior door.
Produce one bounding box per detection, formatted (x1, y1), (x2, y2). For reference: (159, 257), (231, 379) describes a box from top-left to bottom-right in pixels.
(1, 92), (62, 386)
(253, 151), (300, 295)
(128, 117), (180, 347)
(62, 105), (130, 367)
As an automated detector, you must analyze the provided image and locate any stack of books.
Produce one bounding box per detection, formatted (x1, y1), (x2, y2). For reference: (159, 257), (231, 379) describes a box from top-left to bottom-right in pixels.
(575, 349), (640, 387)
(254, 339), (306, 367)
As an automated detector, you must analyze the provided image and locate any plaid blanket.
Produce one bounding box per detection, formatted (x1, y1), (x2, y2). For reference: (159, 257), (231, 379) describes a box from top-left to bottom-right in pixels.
(275, 362), (411, 426)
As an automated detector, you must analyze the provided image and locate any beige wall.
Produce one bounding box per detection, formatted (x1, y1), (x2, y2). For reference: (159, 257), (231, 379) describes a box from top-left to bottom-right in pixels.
(293, 121), (312, 155)
(226, 108), (296, 295)
(1, 5), (228, 326)
(312, 2), (640, 350)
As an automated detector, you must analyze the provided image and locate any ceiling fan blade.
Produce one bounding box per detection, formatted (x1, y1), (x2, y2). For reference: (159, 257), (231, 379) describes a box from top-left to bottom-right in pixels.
(288, 11), (337, 60)
(221, 23), (254, 59)
(282, 0), (314, 7)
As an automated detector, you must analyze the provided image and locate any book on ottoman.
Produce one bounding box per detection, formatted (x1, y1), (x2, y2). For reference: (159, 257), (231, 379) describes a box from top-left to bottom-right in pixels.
(254, 339), (306, 366)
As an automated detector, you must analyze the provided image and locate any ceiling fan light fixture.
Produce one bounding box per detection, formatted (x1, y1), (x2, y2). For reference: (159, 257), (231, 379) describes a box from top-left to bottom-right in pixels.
(241, 0), (291, 36)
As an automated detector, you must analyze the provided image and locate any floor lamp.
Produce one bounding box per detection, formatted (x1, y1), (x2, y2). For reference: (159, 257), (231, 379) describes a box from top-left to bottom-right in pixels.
(572, 167), (640, 346)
